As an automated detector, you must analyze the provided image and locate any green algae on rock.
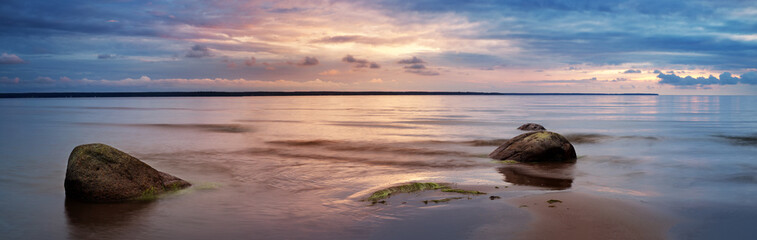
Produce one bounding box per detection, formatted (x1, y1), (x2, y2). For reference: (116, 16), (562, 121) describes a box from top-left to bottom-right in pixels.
(64, 143), (191, 202)
(440, 188), (487, 195)
(364, 182), (487, 203)
(366, 182), (446, 202)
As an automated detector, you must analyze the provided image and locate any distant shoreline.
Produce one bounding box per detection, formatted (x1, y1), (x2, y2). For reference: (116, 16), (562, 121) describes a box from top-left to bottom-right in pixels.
(0, 91), (658, 98)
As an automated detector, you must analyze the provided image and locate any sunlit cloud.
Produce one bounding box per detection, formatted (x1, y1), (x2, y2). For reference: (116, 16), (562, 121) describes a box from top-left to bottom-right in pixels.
(319, 69), (341, 76)
(0, 0), (756, 93)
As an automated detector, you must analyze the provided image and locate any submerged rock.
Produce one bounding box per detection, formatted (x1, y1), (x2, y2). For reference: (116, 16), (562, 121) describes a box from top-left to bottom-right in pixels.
(489, 131), (576, 163)
(517, 123), (546, 131)
(64, 143), (190, 202)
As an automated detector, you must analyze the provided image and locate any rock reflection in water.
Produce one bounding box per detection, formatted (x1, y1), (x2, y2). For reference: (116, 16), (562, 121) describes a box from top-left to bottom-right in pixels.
(497, 162), (575, 190)
(65, 199), (155, 239)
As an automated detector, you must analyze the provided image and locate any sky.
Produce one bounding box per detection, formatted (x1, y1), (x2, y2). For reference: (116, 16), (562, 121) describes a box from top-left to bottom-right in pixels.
(1, 0), (756, 94)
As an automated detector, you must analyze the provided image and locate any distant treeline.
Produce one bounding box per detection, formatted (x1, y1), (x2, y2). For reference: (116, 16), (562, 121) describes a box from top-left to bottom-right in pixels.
(0, 91), (659, 98)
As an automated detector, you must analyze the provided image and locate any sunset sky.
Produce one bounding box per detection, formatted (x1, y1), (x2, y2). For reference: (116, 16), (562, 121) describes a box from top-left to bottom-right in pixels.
(1, 0), (756, 94)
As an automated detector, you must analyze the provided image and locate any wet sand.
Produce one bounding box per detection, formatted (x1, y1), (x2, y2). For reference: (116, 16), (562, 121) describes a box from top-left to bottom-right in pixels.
(510, 192), (672, 240)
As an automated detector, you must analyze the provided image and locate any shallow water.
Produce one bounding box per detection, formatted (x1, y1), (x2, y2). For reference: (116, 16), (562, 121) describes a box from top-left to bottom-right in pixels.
(1, 95), (756, 239)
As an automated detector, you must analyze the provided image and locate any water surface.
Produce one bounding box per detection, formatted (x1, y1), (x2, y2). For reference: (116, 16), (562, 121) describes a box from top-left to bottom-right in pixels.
(1, 95), (756, 239)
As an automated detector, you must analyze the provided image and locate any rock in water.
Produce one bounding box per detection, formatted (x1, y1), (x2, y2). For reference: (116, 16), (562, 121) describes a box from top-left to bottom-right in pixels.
(64, 143), (191, 202)
(489, 131), (576, 162)
(517, 123), (546, 131)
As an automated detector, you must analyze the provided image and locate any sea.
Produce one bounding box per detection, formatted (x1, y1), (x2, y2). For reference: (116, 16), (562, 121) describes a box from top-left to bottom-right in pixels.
(1, 95), (756, 239)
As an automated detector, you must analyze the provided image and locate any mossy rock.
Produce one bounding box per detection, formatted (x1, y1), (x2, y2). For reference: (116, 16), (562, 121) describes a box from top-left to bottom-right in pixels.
(64, 143), (191, 202)
(489, 131), (576, 163)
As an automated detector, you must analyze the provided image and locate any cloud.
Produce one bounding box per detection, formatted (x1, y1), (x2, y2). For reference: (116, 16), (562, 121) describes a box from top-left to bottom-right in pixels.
(312, 35), (412, 45)
(221, 57), (238, 68)
(397, 56), (426, 64)
(404, 64), (426, 69)
(397, 56), (438, 76)
(97, 54), (117, 59)
(526, 77), (633, 84)
(315, 35), (371, 43)
(244, 57), (256, 66)
(369, 78), (383, 83)
(2, 75), (347, 91)
(405, 69), (440, 76)
(265, 7), (307, 14)
(739, 72), (757, 85)
(0, 76), (20, 84)
(0, 53), (25, 64)
(653, 70), (662, 74)
(32, 76), (56, 84)
(342, 55), (363, 63)
(1, 76), (58, 85)
(185, 45), (212, 58)
(2, 0), (756, 93)
(298, 56), (319, 66)
(623, 69), (641, 74)
(318, 69), (340, 75)
(341, 55), (380, 69)
(657, 72), (757, 86)
(262, 62), (276, 70)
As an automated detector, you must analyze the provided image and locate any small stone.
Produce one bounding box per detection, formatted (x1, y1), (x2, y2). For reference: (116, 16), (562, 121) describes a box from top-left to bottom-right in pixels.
(517, 123), (546, 131)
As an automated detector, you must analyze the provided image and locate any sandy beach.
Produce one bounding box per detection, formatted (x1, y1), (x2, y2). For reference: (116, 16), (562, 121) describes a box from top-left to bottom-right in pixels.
(510, 191), (673, 240)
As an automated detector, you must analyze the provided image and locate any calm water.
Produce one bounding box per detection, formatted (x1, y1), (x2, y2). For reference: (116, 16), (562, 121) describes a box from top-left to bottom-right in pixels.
(1, 95), (756, 239)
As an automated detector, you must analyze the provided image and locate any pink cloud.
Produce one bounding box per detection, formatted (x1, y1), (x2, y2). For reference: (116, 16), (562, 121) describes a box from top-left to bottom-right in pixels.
(0, 53), (25, 64)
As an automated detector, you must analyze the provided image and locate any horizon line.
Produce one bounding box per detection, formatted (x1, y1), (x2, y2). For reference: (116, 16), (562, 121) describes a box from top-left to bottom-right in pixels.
(0, 91), (659, 98)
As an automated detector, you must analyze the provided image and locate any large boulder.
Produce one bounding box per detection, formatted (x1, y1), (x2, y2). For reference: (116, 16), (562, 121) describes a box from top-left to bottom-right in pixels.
(517, 123), (546, 131)
(64, 143), (191, 202)
(489, 131), (577, 162)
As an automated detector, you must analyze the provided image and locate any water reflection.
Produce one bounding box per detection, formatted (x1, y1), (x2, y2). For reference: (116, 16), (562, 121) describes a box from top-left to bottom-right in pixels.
(65, 199), (154, 239)
(497, 162), (575, 190)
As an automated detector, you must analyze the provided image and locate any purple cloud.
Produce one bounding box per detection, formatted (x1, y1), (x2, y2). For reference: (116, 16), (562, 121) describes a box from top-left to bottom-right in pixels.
(185, 45), (212, 58)
(342, 55), (380, 69)
(397, 56), (425, 64)
(298, 56), (319, 66)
